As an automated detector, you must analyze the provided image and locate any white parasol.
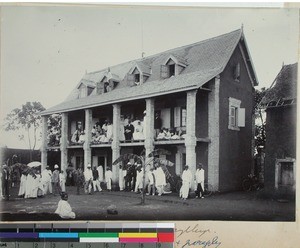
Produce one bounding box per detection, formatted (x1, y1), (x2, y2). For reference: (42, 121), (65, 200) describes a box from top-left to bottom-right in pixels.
(27, 161), (42, 168)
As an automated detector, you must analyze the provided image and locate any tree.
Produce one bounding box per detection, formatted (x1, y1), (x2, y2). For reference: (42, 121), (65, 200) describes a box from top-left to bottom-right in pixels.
(112, 149), (174, 205)
(3, 101), (45, 161)
(254, 88), (267, 152)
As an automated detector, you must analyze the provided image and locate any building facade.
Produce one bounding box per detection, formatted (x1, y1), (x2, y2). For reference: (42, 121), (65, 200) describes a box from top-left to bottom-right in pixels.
(41, 29), (258, 192)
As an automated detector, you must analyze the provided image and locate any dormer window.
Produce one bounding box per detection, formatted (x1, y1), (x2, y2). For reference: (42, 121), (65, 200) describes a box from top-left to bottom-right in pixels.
(100, 69), (120, 93)
(127, 62), (151, 86)
(161, 54), (187, 79)
(78, 80), (95, 98)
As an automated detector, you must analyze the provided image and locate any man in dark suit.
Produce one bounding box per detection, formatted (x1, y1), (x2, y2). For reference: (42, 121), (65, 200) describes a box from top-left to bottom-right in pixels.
(124, 119), (134, 141)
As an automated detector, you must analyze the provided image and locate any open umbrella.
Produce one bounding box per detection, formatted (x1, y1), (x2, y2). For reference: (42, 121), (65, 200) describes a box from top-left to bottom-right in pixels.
(27, 161), (42, 168)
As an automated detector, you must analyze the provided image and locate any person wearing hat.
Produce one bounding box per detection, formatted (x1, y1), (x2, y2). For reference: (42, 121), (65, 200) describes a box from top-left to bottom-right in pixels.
(84, 164), (93, 194)
(41, 165), (53, 195)
(55, 192), (75, 219)
(51, 164), (61, 196)
(180, 165), (193, 200)
(195, 163), (205, 198)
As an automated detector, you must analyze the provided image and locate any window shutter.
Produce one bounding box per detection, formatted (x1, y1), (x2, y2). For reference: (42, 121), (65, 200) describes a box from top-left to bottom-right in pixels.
(181, 108), (187, 127)
(238, 108), (245, 127)
(96, 82), (104, 94)
(161, 65), (169, 79)
(174, 107), (181, 127)
(127, 74), (135, 86)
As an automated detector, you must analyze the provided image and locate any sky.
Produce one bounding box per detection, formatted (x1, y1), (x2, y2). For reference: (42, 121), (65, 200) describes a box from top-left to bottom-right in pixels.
(0, 4), (299, 149)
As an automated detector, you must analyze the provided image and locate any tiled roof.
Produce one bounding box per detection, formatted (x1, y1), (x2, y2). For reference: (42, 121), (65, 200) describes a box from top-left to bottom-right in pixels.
(42, 29), (244, 115)
(260, 63), (298, 107)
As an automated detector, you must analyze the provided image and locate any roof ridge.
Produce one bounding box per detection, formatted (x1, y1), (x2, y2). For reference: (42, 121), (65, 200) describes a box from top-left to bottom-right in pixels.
(86, 28), (242, 76)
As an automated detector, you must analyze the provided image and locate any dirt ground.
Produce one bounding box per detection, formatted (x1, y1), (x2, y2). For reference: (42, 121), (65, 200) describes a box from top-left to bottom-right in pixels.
(0, 185), (295, 222)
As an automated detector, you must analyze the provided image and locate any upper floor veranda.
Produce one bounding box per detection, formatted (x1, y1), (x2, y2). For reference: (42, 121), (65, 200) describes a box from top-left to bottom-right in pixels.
(42, 88), (212, 152)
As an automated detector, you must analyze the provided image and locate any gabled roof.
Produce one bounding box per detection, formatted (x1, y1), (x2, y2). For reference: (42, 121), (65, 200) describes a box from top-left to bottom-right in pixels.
(77, 79), (96, 89)
(129, 61), (151, 76)
(164, 54), (188, 67)
(42, 28), (256, 115)
(260, 63), (297, 108)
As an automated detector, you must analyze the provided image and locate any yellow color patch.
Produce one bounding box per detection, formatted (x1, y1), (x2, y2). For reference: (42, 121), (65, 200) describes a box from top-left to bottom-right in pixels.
(118, 233), (157, 238)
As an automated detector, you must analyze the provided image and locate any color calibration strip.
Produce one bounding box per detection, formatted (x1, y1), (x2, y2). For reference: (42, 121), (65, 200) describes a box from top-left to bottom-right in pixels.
(0, 223), (174, 244)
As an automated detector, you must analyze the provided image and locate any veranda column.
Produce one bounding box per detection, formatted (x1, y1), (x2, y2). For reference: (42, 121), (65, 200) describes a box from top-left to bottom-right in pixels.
(185, 90), (197, 190)
(41, 115), (48, 171)
(145, 98), (155, 164)
(84, 109), (92, 170)
(208, 75), (220, 191)
(112, 104), (121, 183)
(60, 112), (68, 173)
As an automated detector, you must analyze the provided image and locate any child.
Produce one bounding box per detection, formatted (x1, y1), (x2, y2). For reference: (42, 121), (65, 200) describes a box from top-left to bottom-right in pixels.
(55, 193), (75, 219)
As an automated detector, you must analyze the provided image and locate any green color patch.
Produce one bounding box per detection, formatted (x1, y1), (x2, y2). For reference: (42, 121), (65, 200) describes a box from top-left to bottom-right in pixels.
(79, 233), (118, 238)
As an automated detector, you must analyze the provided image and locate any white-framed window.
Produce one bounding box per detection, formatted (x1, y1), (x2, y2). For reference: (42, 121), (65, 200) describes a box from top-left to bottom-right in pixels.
(228, 97), (245, 131)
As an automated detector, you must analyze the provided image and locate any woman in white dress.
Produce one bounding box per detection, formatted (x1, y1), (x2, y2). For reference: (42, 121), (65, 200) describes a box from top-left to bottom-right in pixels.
(18, 172), (27, 197)
(133, 121), (144, 140)
(153, 165), (166, 196)
(180, 165), (193, 200)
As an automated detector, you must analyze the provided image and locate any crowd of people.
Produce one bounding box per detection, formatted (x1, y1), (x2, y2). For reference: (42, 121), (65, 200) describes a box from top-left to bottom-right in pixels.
(17, 164), (66, 199)
(1, 161), (205, 200)
(48, 111), (187, 147)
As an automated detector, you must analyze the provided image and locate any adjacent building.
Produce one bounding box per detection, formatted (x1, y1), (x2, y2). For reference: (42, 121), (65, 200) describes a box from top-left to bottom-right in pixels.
(260, 63), (297, 197)
(41, 28), (258, 192)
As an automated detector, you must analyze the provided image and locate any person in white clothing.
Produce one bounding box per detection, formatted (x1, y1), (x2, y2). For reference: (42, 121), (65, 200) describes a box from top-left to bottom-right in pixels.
(134, 165), (144, 193)
(133, 121), (144, 140)
(105, 167), (113, 191)
(18, 171), (27, 197)
(41, 166), (52, 194)
(84, 164), (93, 194)
(180, 165), (193, 200)
(195, 163), (205, 198)
(25, 171), (36, 199)
(55, 193), (75, 219)
(106, 121), (113, 141)
(153, 165), (166, 196)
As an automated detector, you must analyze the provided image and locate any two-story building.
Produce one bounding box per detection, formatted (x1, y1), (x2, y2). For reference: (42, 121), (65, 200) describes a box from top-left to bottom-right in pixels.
(41, 28), (258, 192)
